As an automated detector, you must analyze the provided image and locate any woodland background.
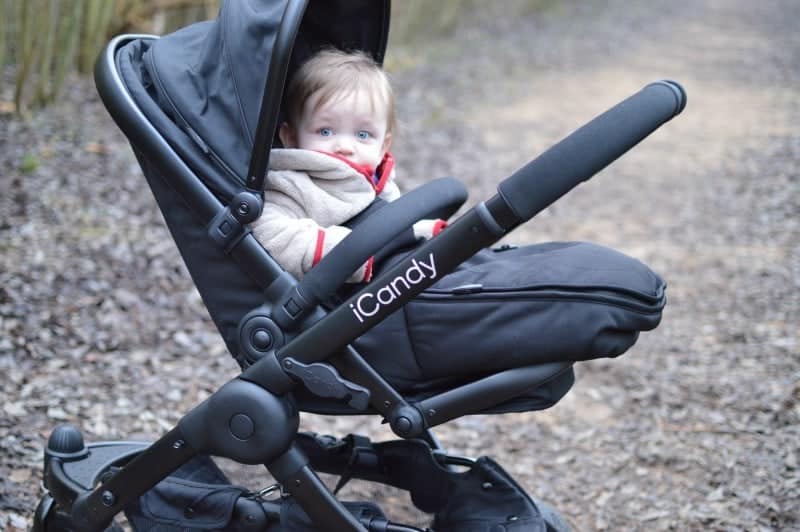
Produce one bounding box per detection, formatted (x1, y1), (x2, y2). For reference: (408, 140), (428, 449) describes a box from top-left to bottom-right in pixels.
(1, 1), (798, 530)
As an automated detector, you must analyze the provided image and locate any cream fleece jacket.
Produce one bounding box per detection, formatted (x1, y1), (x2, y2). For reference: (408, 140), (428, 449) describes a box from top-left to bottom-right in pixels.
(250, 149), (403, 283)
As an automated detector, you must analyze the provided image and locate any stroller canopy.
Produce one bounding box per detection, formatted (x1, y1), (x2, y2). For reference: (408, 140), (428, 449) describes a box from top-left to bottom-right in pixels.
(145, 0), (390, 189)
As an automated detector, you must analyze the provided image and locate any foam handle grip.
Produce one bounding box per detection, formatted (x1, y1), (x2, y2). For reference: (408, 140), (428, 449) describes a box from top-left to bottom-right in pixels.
(496, 80), (686, 224)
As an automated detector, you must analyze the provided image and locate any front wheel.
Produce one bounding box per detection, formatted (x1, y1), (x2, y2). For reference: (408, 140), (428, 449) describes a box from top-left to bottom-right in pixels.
(31, 493), (123, 532)
(32, 494), (72, 532)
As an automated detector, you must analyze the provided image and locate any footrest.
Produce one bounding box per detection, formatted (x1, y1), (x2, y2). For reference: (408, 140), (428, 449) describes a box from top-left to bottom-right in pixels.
(43, 425), (148, 510)
(55, 442), (150, 491)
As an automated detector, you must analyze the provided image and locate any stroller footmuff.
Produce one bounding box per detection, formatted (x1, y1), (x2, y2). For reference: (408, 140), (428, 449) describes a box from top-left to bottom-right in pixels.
(356, 241), (665, 391)
(34, 1), (686, 531)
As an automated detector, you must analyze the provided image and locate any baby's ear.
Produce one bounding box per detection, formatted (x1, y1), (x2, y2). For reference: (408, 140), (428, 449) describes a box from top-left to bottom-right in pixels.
(278, 123), (296, 148)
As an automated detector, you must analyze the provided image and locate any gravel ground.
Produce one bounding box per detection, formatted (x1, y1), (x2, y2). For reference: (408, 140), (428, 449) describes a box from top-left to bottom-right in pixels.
(1, 0), (798, 530)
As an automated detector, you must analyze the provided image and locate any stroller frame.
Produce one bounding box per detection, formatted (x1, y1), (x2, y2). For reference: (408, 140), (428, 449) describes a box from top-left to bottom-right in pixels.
(33, 1), (686, 530)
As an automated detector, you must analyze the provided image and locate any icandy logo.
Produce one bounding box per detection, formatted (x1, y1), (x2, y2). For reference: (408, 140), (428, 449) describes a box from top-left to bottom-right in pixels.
(350, 253), (438, 323)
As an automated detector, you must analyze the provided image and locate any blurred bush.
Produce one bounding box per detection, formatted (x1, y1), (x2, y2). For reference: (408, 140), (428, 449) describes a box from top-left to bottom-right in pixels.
(387, 0), (558, 71)
(1, 0), (218, 112)
(1, 0), (554, 112)
(389, 0), (556, 46)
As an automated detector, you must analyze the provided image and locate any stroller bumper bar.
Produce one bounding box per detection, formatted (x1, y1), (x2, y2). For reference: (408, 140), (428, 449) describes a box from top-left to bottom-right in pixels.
(275, 176), (469, 330)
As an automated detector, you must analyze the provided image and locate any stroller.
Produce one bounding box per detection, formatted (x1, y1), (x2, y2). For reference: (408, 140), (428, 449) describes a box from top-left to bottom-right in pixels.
(33, 1), (686, 531)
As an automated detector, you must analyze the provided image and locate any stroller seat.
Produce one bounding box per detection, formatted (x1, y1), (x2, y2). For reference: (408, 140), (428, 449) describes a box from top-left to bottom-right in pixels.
(110, 31), (579, 418)
(34, 1), (685, 531)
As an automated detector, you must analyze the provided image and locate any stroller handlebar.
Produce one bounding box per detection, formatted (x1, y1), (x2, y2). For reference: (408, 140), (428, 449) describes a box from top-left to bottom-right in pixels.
(496, 80), (686, 225)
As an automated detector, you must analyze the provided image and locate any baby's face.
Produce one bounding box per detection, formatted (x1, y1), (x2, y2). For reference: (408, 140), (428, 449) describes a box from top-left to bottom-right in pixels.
(290, 88), (391, 169)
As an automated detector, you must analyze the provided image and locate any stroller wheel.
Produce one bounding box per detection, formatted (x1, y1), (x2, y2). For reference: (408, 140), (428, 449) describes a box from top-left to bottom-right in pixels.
(31, 493), (124, 532)
(31, 494), (63, 532)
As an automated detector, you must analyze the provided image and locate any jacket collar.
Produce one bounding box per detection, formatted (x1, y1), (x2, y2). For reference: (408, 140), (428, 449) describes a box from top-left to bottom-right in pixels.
(317, 151), (395, 193)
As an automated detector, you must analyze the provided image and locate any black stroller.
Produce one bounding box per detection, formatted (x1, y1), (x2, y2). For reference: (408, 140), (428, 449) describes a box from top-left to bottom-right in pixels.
(33, 1), (686, 530)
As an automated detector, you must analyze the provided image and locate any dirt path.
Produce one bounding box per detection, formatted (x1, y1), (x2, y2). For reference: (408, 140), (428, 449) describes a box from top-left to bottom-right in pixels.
(339, 1), (800, 529)
(1, 0), (797, 530)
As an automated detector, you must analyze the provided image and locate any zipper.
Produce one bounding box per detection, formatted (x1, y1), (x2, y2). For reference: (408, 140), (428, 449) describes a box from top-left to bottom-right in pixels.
(145, 49), (245, 188)
(421, 284), (665, 313)
(451, 283), (483, 295)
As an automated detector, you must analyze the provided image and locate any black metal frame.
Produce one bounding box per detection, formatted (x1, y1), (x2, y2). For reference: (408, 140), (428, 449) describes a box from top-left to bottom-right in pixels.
(245, 0), (309, 192)
(41, 2), (686, 525)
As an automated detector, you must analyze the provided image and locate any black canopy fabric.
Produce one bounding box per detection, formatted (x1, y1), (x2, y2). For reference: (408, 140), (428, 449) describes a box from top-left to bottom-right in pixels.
(142, 0), (390, 189)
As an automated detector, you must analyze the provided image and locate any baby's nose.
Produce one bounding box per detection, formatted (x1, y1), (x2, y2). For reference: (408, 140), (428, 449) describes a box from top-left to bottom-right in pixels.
(334, 137), (354, 154)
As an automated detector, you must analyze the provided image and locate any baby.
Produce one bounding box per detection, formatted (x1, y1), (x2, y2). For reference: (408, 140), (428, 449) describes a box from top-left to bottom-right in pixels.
(251, 48), (445, 283)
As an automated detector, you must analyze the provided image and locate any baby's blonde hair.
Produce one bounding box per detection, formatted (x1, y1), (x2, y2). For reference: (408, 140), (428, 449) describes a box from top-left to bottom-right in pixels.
(284, 48), (395, 135)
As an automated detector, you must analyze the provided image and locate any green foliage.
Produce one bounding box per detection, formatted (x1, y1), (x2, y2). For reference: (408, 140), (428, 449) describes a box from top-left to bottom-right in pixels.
(19, 152), (39, 174)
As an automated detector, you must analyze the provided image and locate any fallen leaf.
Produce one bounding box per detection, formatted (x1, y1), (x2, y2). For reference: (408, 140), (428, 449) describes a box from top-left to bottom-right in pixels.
(85, 142), (108, 154)
(9, 469), (32, 483)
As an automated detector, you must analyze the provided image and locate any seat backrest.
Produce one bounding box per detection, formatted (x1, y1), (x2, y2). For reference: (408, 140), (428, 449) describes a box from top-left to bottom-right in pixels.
(97, 35), (292, 361)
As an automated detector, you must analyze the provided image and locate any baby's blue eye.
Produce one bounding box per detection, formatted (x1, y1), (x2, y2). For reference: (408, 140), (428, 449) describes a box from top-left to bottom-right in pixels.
(357, 130), (371, 140)
(319, 128), (333, 137)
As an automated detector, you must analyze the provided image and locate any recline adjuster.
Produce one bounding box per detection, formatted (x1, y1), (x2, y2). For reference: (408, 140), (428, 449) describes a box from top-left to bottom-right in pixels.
(207, 191), (263, 253)
(274, 285), (316, 330)
(281, 357), (370, 411)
